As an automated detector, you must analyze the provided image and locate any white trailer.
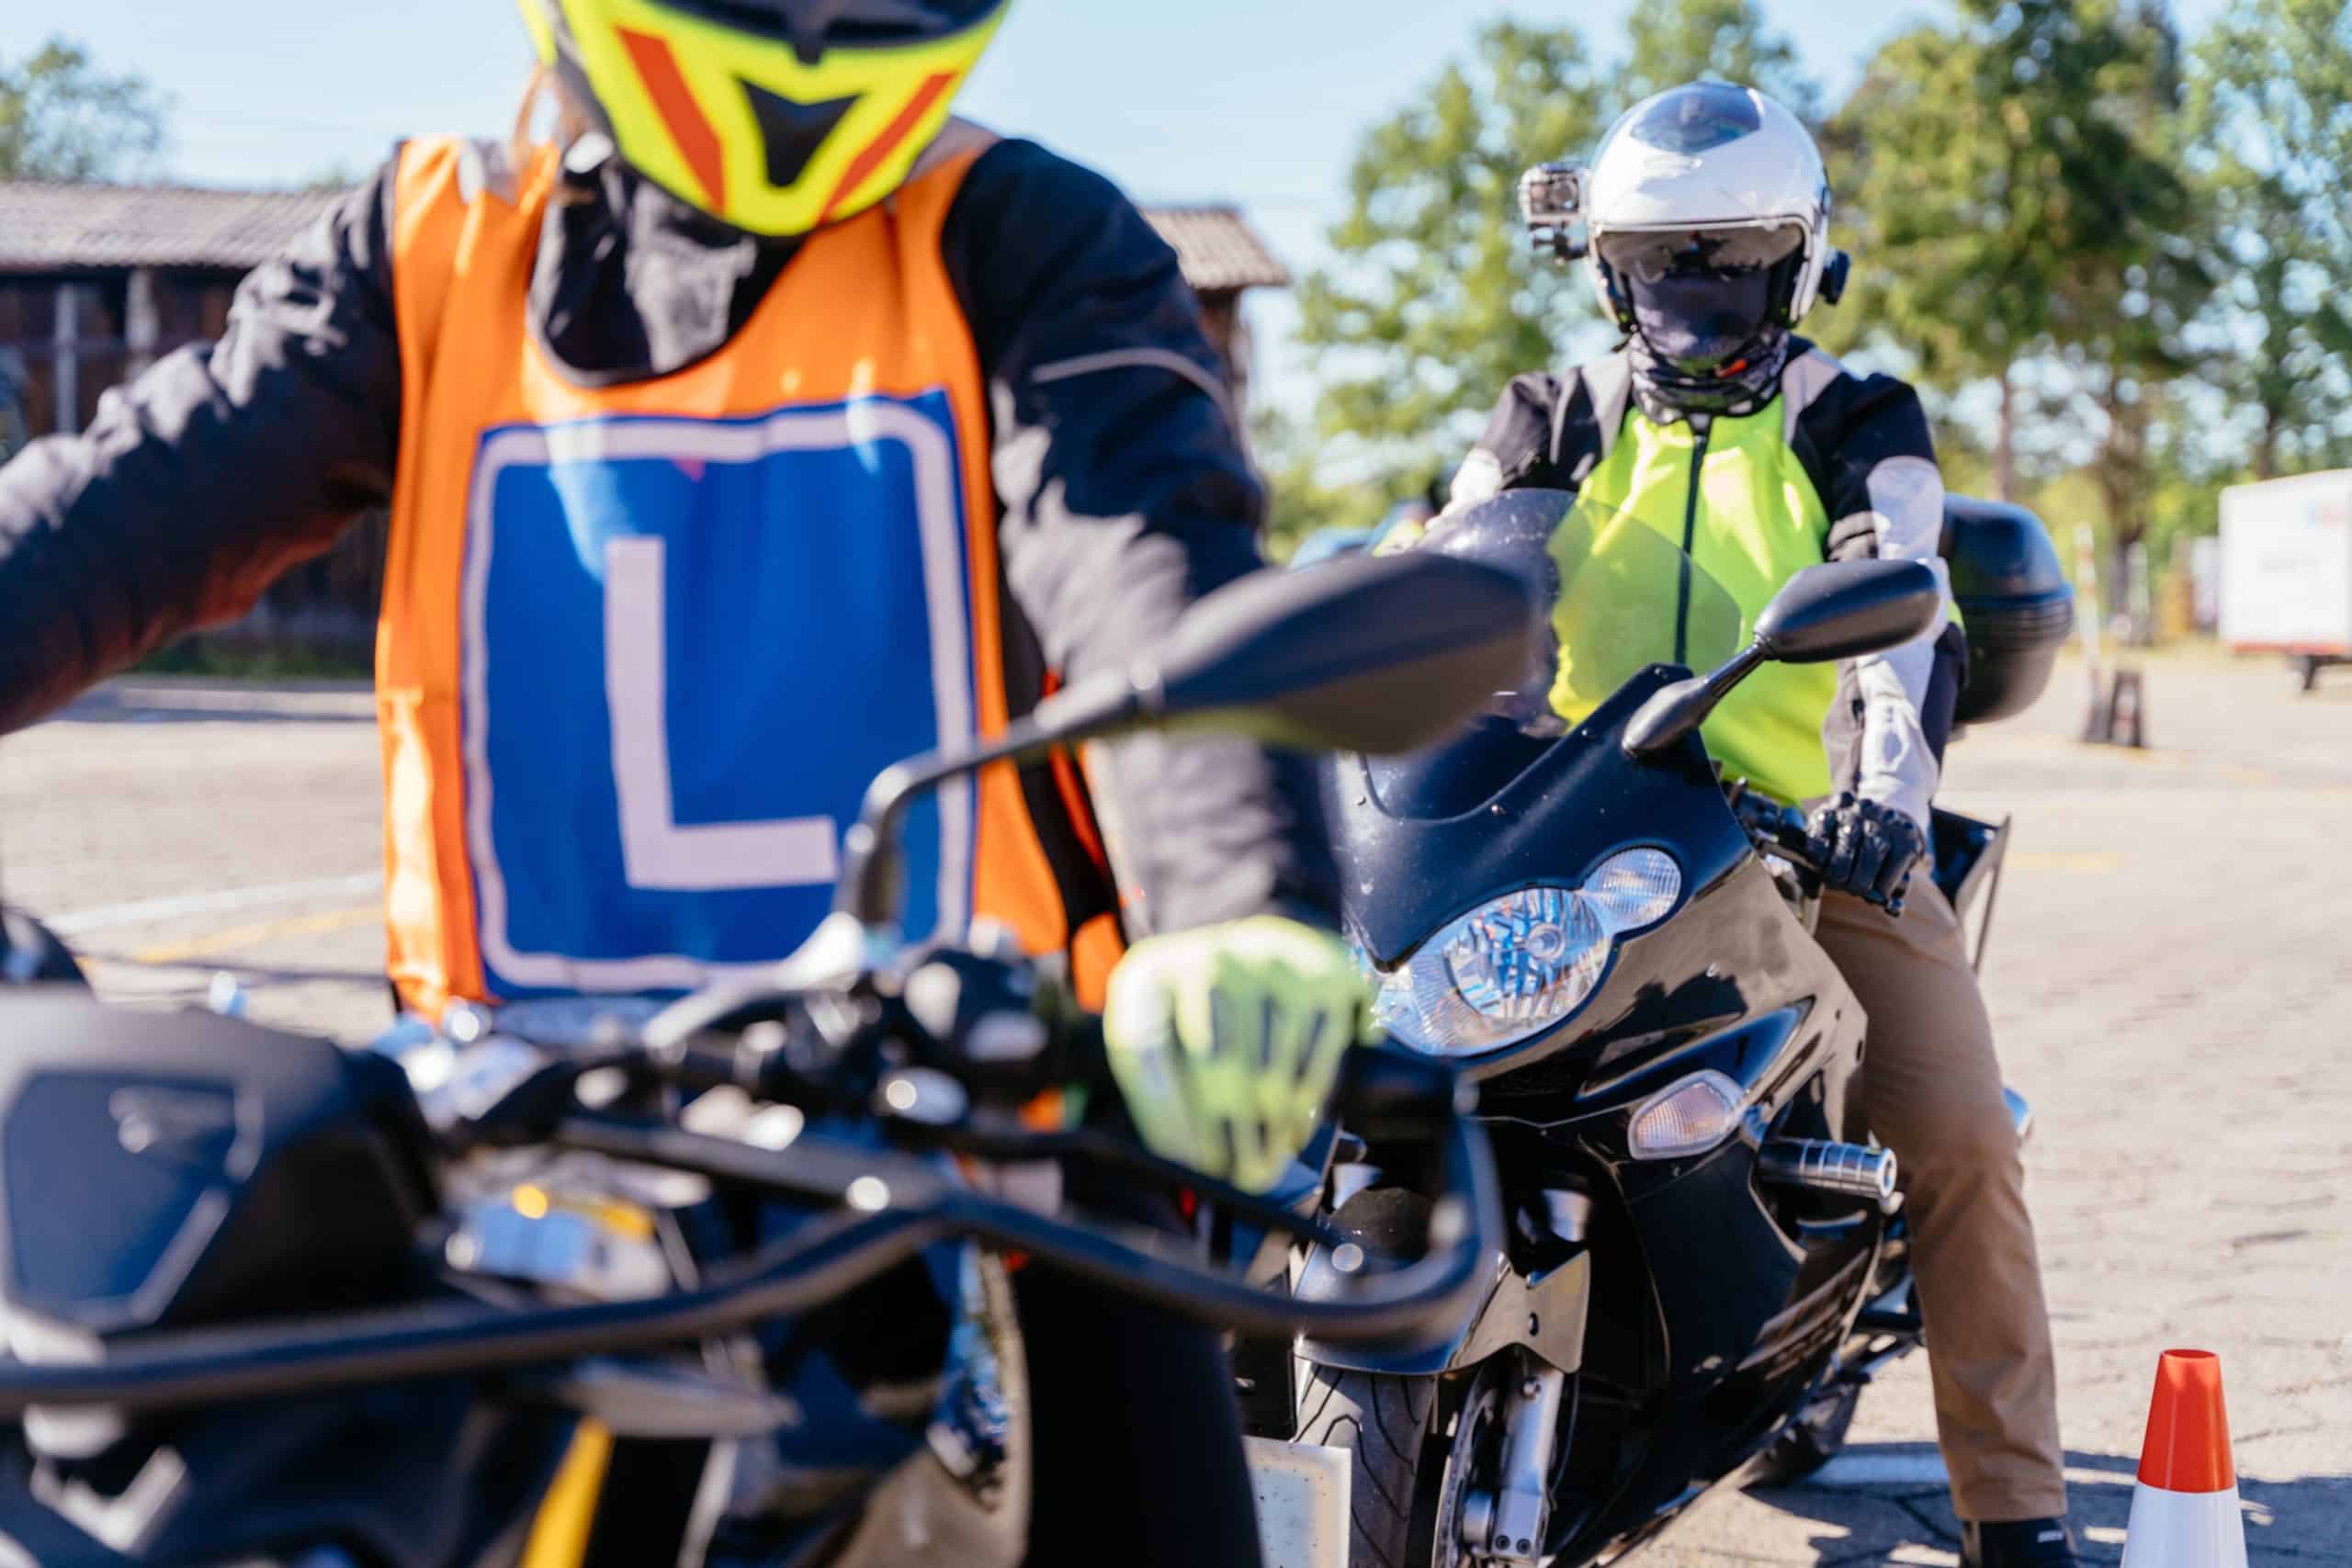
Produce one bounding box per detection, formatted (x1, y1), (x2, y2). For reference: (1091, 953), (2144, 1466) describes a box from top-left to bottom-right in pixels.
(2219, 468), (2352, 692)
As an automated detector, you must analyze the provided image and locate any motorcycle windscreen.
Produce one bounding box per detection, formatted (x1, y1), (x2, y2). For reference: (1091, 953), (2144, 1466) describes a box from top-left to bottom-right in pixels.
(1366, 490), (1747, 817)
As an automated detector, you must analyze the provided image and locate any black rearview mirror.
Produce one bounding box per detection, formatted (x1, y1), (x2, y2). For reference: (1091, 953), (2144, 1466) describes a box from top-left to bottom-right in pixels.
(1624, 558), (1943, 761)
(841, 552), (1537, 925)
(1140, 550), (1536, 754)
(1754, 559), (1942, 663)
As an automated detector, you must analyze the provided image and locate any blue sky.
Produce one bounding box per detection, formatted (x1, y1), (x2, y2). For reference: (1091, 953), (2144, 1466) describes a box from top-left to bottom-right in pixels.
(40, 0), (2231, 415)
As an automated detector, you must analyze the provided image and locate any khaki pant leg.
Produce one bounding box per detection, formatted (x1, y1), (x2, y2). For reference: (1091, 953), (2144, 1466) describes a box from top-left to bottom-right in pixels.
(1814, 880), (2068, 1522)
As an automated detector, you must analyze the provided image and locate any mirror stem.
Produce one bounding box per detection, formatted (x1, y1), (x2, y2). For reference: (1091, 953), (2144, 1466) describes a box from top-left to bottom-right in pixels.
(1701, 642), (1768, 700)
(1622, 641), (1769, 760)
(837, 680), (1143, 929)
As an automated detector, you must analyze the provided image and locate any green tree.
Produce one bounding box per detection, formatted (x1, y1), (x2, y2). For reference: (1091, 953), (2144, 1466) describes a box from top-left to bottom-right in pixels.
(2187, 0), (2352, 479)
(0, 38), (166, 181)
(1291, 21), (1609, 478)
(1290, 1), (1823, 491)
(1619, 0), (1819, 123)
(1250, 403), (1396, 560)
(2057, 4), (2213, 599)
(1834, 1), (2199, 503)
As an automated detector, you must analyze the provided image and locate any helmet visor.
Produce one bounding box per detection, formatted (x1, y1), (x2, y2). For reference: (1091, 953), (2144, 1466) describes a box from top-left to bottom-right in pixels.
(1596, 223), (1804, 285)
(657, 0), (1004, 46)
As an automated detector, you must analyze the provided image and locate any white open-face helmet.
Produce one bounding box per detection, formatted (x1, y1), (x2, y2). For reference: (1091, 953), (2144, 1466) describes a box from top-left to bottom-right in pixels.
(1580, 82), (1835, 334)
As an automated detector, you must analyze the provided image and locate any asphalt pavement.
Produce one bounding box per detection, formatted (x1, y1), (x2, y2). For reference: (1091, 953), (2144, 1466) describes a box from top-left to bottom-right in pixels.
(2, 650), (2345, 1563)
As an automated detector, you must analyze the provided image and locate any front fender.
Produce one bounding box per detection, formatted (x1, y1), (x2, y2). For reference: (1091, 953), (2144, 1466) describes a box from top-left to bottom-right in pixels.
(1296, 1244), (1590, 1379)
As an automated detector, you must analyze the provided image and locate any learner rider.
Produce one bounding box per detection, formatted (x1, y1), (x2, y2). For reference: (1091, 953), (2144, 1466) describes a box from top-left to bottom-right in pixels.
(0, 3), (1367, 1561)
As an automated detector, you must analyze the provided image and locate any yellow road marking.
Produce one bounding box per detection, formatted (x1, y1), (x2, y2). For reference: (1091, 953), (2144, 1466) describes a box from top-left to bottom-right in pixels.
(2008, 851), (2123, 873)
(131, 903), (380, 965)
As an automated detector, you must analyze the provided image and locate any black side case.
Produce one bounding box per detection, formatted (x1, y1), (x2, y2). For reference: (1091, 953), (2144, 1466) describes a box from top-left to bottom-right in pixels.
(1941, 495), (2077, 725)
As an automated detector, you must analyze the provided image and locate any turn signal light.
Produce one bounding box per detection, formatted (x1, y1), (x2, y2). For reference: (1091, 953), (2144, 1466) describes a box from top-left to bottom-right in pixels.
(1626, 1070), (1745, 1160)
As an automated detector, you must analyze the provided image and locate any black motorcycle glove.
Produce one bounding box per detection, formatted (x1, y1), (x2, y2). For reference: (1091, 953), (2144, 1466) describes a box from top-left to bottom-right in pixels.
(1803, 794), (1924, 915)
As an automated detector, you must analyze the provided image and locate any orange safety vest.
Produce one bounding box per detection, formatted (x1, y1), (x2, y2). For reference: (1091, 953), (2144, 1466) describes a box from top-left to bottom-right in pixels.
(377, 132), (1118, 1017)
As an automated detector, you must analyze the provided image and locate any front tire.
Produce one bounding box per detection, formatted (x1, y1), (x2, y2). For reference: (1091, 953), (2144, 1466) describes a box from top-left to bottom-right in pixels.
(1294, 1363), (1443, 1567)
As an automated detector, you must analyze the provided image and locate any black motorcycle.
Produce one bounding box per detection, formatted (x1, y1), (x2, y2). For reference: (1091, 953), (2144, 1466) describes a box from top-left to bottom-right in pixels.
(0, 549), (1532, 1568)
(1274, 491), (2071, 1568)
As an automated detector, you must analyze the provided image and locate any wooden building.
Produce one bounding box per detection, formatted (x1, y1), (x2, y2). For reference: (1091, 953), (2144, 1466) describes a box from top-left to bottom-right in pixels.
(0, 182), (338, 449)
(0, 176), (1289, 655)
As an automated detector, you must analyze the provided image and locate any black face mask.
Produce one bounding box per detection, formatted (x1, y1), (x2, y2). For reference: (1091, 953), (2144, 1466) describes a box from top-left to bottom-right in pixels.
(1615, 260), (1797, 421)
(1624, 266), (1777, 377)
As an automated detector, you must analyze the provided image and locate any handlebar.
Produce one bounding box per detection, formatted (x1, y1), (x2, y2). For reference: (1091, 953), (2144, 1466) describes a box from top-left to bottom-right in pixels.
(638, 960), (1473, 1174)
(561, 1039), (1497, 1346)
(635, 990), (1497, 1336)
(1728, 786), (1919, 919)
(0, 966), (1499, 1417)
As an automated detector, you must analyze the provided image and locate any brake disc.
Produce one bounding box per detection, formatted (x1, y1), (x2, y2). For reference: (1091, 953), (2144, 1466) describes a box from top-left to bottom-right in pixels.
(1433, 1359), (1511, 1567)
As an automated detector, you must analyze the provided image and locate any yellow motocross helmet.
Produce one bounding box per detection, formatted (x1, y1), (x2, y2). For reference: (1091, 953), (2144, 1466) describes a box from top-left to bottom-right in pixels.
(518, 0), (1009, 237)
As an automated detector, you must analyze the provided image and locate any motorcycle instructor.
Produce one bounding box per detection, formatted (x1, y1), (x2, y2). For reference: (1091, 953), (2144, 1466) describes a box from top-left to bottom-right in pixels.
(0, 1), (1373, 1561)
(1448, 84), (2074, 1568)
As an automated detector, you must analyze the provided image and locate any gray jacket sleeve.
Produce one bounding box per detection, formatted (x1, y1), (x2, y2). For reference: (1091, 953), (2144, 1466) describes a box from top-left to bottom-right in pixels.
(0, 162), (403, 734)
(1839, 453), (1948, 836)
(1792, 350), (1951, 836)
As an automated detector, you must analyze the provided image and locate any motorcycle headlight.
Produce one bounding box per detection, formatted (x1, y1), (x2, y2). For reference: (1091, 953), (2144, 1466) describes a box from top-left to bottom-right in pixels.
(1369, 848), (1679, 1056)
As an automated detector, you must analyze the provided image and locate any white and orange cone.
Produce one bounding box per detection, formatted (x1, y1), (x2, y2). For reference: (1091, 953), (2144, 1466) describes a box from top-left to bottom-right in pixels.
(2120, 1349), (2247, 1568)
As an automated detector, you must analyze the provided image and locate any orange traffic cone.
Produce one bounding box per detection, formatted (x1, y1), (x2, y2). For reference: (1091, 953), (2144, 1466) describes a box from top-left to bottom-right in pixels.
(2120, 1350), (2246, 1568)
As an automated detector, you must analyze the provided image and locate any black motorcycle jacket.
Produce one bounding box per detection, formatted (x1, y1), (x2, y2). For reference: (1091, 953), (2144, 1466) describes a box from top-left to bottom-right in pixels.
(0, 131), (1338, 947)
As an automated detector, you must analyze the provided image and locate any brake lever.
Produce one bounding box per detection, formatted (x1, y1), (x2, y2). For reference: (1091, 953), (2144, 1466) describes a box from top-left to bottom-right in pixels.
(1731, 788), (1826, 879)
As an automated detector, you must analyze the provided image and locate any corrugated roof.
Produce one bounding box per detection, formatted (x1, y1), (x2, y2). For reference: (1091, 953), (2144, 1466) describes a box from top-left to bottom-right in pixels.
(1141, 206), (1291, 291)
(0, 179), (1291, 292)
(0, 181), (341, 270)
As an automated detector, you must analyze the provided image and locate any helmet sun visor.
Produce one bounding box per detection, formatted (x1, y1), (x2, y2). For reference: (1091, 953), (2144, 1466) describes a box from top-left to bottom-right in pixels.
(1623, 80), (1763, 154)
(533, 0), (1006, 236)
(1596, 223), (1804, 285)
